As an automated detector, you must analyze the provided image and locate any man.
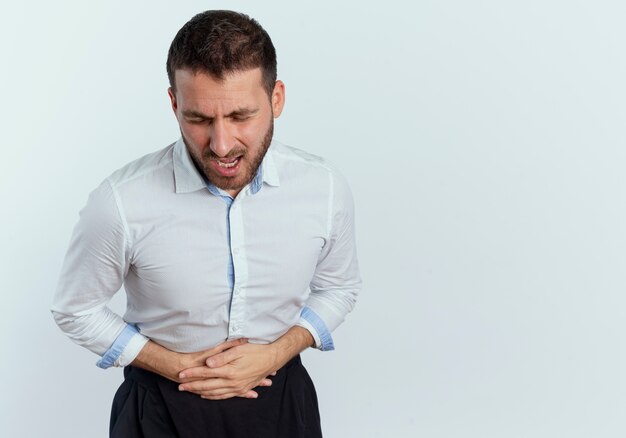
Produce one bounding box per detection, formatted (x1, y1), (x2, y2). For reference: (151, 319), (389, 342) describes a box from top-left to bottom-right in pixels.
(51, 10), (360, 438)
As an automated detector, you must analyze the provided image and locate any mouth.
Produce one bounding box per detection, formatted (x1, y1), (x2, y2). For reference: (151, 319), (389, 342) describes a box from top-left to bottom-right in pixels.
(210, 155), (243, 176)
(216, 157), (240, 168)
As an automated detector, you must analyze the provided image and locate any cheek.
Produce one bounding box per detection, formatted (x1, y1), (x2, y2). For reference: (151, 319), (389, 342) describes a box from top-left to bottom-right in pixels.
(239, 119), (269, 143)
(181, 123), (208, 144)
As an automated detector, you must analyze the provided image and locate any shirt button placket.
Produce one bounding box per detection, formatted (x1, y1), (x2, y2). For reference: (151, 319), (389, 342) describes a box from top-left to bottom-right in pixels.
(228, 199), (247, 338)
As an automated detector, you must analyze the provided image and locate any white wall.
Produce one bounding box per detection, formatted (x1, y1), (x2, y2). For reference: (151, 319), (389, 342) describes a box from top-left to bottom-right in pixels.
(2, 1), (626, 436)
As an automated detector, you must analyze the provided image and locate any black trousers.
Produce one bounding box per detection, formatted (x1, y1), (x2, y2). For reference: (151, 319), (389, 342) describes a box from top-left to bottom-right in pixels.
(110, 355), (322, 438)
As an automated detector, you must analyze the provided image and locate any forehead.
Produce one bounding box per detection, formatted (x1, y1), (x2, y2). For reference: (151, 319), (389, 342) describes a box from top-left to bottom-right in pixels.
(173, 68), (266, 109)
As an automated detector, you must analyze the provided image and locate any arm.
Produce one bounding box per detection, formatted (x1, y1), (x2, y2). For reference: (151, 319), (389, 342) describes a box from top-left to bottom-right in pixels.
(295, 169), (362, 351)
(51, 180), (261, 381)
(51, 179), (148, 368)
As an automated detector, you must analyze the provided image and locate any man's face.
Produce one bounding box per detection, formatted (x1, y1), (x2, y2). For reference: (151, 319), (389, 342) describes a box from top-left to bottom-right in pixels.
(168, 68), (285, 196)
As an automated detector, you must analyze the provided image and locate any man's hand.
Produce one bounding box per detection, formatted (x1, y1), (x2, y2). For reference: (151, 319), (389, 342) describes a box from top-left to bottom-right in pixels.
(131, 337), (248, 384)
(178, 326), (315, 400)
(178, 343), (279, 400)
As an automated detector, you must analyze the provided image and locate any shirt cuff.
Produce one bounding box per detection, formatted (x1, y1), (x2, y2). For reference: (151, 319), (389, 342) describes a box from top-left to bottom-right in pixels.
(96, 324), (148, 369)
(114, 331), (149, 367)
(297, 307), (335, 351)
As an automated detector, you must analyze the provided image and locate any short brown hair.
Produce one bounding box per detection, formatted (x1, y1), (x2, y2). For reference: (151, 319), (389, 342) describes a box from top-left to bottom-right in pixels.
(166, 10), (277, 97)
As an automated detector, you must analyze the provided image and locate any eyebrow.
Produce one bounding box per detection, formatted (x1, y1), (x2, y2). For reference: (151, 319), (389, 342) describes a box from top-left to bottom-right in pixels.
(182, 107), (259, 120)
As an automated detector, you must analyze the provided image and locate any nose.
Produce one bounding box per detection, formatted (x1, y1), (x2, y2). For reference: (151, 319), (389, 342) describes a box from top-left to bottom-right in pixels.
(209, 119), (234, 158)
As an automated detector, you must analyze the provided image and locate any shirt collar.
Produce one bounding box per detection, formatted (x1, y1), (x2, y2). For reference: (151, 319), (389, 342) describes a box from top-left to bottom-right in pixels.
(261, 141), (280, 188)
(173, 138), (208, 194)
(173, 137), (281, 194)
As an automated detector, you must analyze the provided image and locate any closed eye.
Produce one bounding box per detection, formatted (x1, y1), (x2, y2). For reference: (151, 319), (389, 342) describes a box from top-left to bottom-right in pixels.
(228, 107), (259, 122)
(187, 118), (210, 125)
(231, 115), (251, 122)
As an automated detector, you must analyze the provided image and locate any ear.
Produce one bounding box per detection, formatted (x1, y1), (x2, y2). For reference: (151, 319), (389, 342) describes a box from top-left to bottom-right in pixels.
(167, 87), (178, 113)
(271, 80), (285, 118)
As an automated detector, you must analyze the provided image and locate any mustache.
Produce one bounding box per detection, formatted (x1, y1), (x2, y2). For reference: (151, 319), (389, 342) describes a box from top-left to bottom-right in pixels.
(202, 148), (246, 160)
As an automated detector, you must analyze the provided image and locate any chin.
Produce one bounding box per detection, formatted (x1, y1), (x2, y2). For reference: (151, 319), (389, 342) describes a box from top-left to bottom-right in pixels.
(210, 173), (250, 191)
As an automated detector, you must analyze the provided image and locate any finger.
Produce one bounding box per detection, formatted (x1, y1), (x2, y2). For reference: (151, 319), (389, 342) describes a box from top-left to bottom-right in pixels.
(201, 388), (258, 398)
(195, 385), (259, 399)
(201, 394), (235, 400)
(179, 365), (232, 380)
(208, 337), (248, 355)
(201, 390), (258, 400)
(256, 379), (272, 387)
(204, 389), (259, 398)
(206, 348), (241, 368)
(192, 379), (269, 397)
(179, 378), (235, 393)
(179, 366), (211, 380)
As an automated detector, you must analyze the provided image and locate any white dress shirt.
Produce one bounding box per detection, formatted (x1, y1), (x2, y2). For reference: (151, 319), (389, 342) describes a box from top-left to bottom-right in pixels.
(51, 138), (361, 368)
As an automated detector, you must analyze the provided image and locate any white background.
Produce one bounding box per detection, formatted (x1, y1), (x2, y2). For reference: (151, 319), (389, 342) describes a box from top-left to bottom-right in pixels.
(2, 0), (626, 437)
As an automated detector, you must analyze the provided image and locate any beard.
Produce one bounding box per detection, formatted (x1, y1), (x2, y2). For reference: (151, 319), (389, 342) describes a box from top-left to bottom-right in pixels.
(184, 119), (274, 193)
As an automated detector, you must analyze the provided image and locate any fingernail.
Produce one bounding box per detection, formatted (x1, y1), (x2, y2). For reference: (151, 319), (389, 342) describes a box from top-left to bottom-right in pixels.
(252, 393), (258, 399)
(179, 372), (186, 378)
(207, 359), (215, 367)
(178, 385), (185, 391)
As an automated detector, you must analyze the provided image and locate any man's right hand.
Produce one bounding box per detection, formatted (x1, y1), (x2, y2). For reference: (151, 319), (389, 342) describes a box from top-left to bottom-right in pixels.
(131, 338), (248, 384)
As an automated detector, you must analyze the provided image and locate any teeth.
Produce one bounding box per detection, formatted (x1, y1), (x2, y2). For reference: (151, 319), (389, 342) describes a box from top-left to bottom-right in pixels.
(217, 158), (239, 168)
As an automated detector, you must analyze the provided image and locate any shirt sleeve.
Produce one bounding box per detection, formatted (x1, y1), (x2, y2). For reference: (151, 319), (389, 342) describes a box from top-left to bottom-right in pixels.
(51, 179), (148, 368)
(296, 169), (362, 351)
